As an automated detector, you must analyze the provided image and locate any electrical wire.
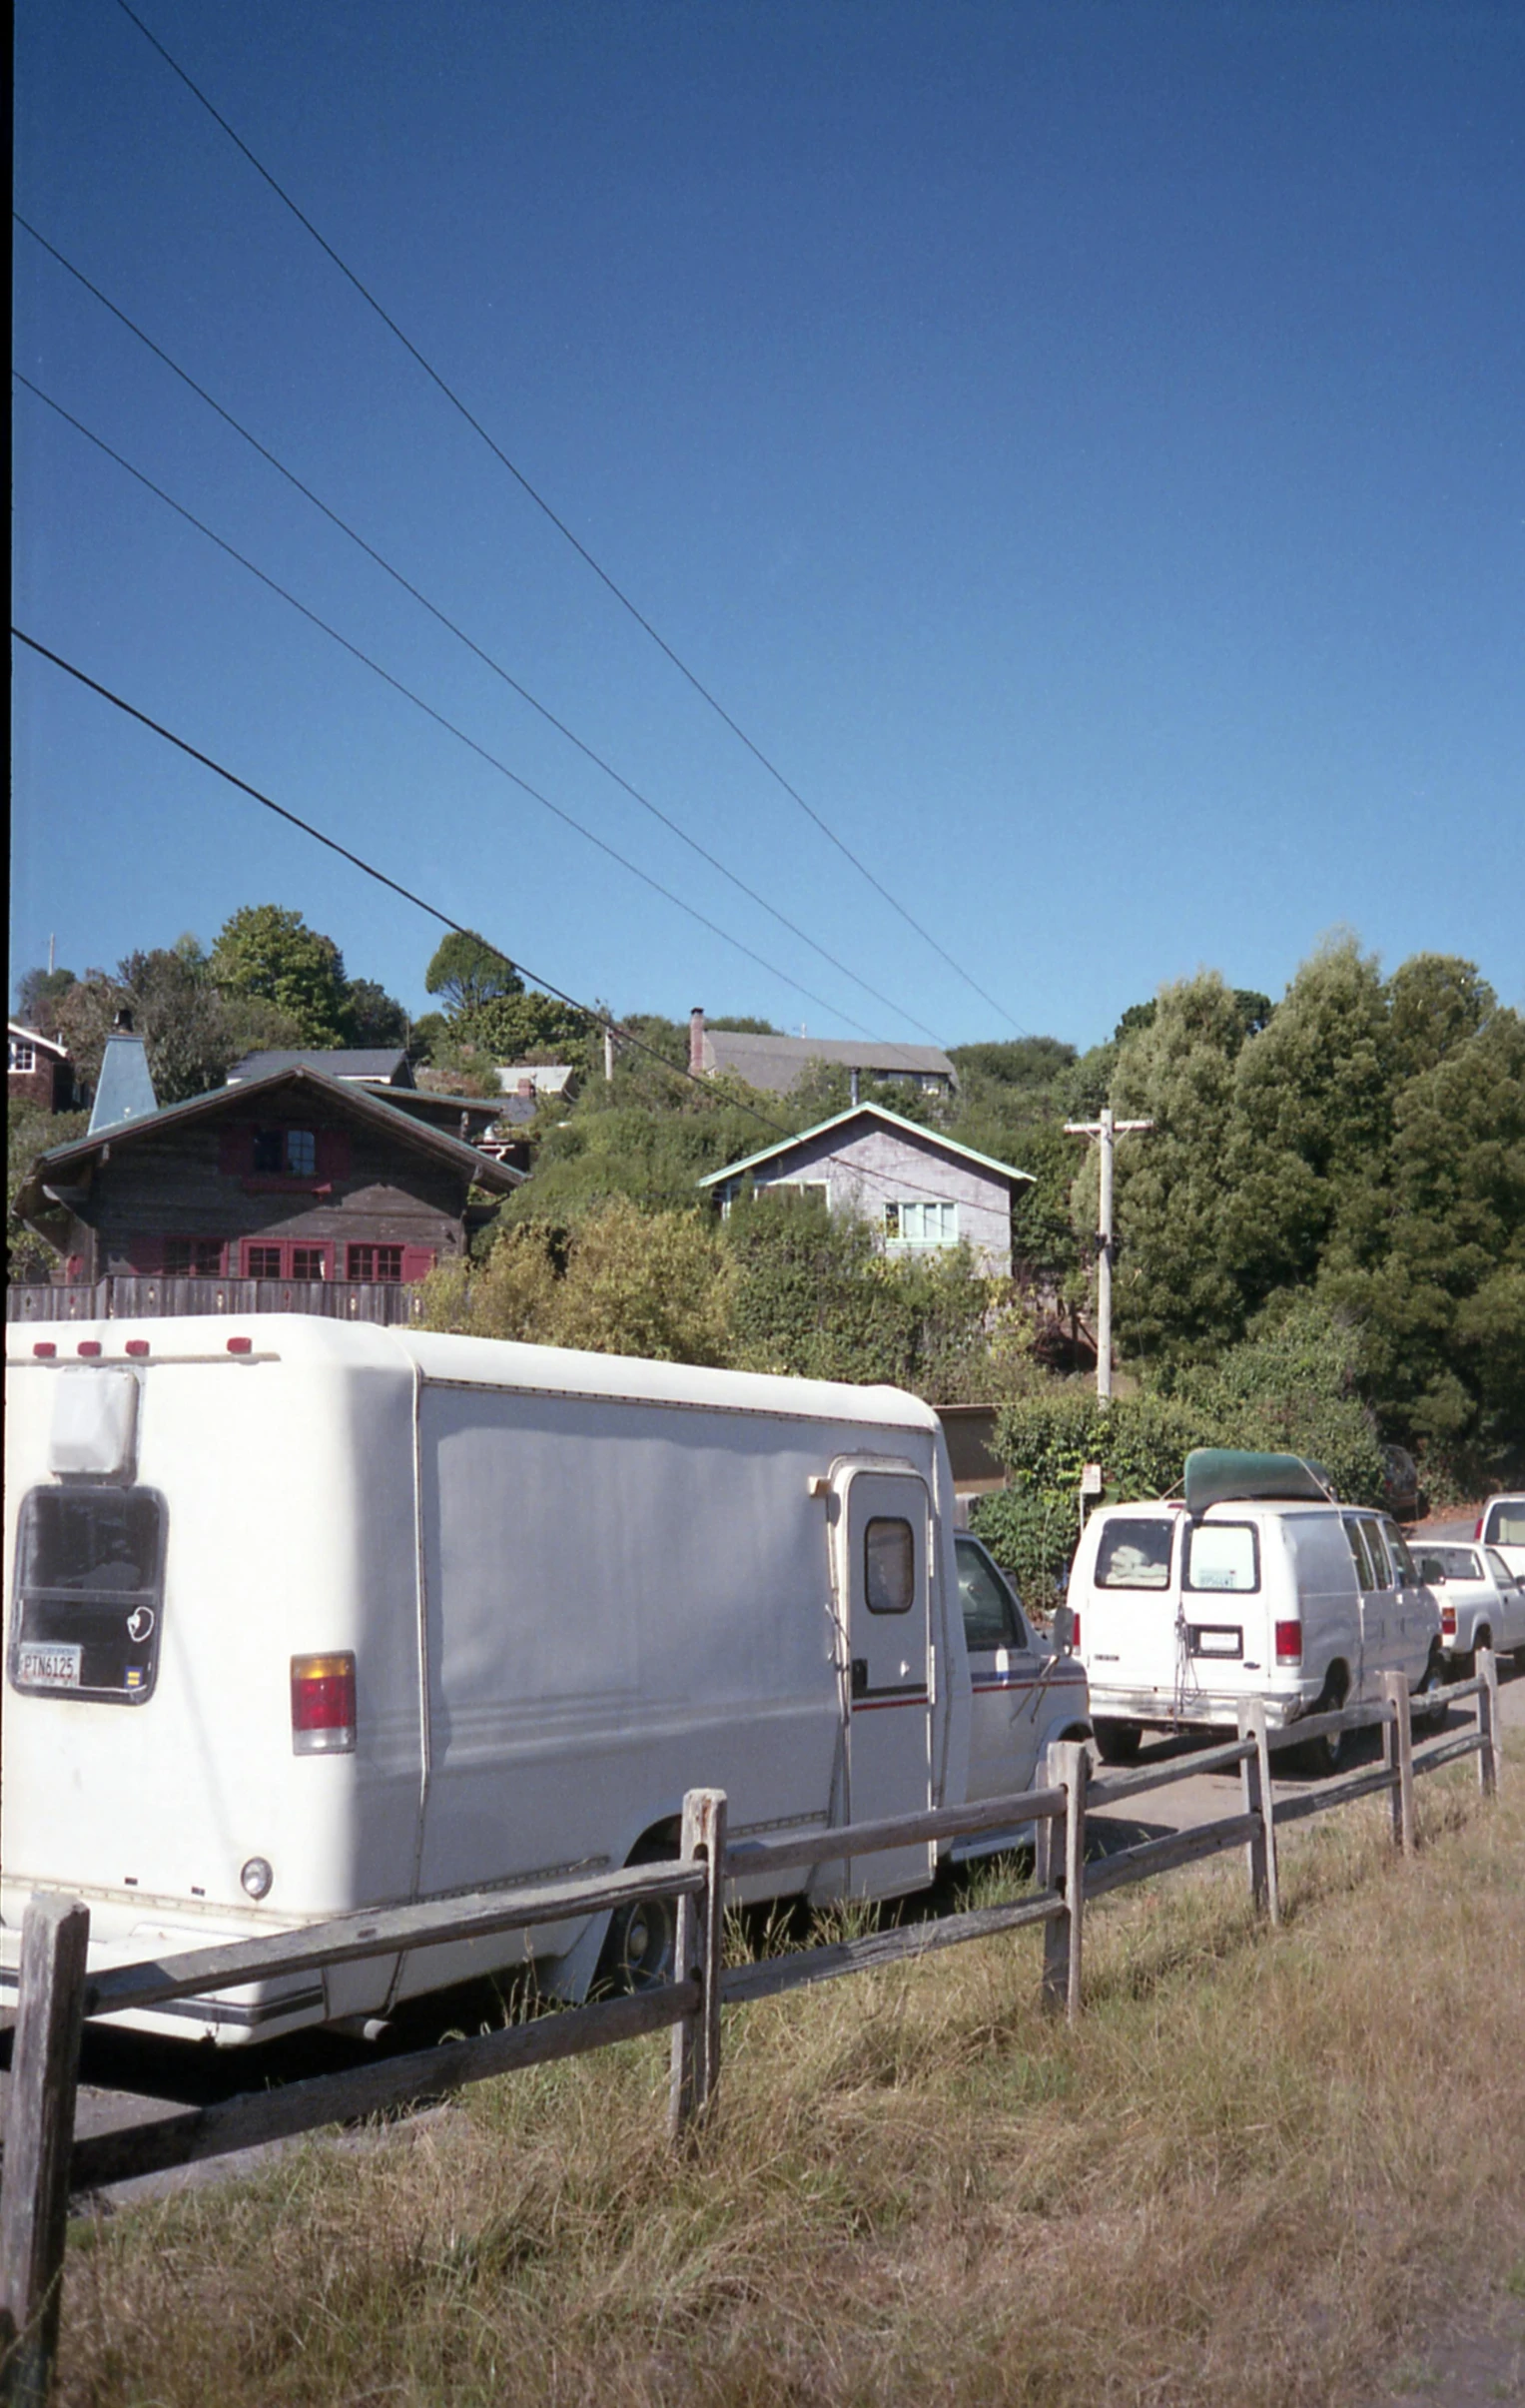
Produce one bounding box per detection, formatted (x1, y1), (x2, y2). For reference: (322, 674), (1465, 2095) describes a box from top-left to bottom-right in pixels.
(11, 628), (1034, 1217)
(15, 371), (877, 1037)
(109, 0), (1033, 1038)
(16, 213), (952, 1063)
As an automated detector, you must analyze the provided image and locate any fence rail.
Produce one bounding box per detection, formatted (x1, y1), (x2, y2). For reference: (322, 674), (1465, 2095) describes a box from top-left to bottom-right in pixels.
(0, 1654), (1503, 2404)
(5, 1277), (426, 1326)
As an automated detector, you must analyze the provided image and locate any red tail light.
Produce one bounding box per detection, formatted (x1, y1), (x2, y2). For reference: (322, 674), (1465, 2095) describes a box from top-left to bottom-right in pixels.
(291, 1653), (357, 1755)
(1474, 1517), (1483, 1540)
(1441, 1604), (1456, 1638)
(1275, 1620), (1302, 1664)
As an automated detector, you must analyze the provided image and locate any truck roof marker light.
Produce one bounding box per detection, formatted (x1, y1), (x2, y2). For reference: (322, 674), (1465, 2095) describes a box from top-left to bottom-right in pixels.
(126, 1339), (150, 1357)
(227, 1335), (253, 1355)
(78, 1340), (102, 1357)
(32, 1341), (57, 1358)
(292, 1653), (357, 1755)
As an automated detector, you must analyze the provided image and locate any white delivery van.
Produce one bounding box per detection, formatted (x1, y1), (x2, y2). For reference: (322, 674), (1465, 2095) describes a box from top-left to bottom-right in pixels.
(952, 1532), (1091, 1852)
(1072, 1450), (1443, 1771)
(2, 1315), (1071, 2044)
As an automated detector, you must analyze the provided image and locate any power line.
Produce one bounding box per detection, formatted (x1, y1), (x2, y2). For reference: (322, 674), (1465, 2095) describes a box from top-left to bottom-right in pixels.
(11, 628), (1021, 1217)
(15, 213), (951, 1063)
(109, 0), (1032, 1040)
(15, 371), (880, 1038)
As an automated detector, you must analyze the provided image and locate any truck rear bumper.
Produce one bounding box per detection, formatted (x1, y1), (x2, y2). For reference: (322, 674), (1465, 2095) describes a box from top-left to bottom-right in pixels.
(1088, 1684), (1315, 1732)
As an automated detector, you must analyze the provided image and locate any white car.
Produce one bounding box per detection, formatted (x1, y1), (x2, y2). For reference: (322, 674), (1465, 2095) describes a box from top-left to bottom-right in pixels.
(954, 1532), (1092, 1852)
(1475, 1495), (1525, 1583)
(1413, 1540), (1525, 1669)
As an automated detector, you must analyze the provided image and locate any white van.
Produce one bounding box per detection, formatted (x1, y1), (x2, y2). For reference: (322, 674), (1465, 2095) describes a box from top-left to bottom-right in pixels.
(2, 1315), (1077, 2043)
(1476, 1495), (1525, 1583)
(1072, 1451), (1443, 1770)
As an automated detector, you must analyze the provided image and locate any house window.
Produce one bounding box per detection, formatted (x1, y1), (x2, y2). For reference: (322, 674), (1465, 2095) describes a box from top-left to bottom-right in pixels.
(253, 1128), (317, 1177)
(290, 1245), (329, 1280)
(10, 1040), (37, 1075)
(883, 1200), (958, 1246)
(764, 1181), (830, 1209)
(163, 1238), (224, 1277)
(347, 1244), (403, 1282)
(246, 1243), (284, 1278)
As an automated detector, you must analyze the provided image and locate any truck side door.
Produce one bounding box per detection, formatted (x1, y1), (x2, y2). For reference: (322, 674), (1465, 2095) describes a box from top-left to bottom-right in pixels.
(828, 1462), (935, 1898)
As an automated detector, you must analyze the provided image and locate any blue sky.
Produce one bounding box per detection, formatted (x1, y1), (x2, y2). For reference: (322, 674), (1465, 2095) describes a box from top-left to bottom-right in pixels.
(12, 0), (1523, 1053)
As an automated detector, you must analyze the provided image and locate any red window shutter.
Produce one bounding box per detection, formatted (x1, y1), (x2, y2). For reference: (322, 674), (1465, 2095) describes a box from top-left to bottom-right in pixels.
(400, 1246), (436, 1283)
(316, 1128), (352, 1182)
(218, 1126), (253, 1177)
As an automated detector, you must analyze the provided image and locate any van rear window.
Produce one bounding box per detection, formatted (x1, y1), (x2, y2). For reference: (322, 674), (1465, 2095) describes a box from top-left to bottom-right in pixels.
(1185, 1522), (1259, 1593)
(1483, 1502), (1525, 1548)
(9, 1486), (167, 1704)
(1095, 1518), (1174, 1589)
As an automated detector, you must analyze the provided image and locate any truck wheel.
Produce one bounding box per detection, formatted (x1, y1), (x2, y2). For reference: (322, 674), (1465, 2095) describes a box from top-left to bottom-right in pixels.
(1094, 1719), (1143, 1766)
(597, 1831), (680, 1993)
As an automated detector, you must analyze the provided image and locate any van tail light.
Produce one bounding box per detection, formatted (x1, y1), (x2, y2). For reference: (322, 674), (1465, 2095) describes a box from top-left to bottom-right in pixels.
(1474, 1517), (1483, 1540)
(1441, 1604), (1456, 1639)
(291, 1653), (356, 1755)
(1274, 1620), (1302, 1665)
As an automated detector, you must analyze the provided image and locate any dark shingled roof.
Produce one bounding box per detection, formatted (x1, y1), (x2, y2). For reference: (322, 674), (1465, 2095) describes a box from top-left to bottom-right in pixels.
(229, 1049), (414, 1087)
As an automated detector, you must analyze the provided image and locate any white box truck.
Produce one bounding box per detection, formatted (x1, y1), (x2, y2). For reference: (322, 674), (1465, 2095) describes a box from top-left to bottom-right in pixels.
(1071, 1449), (1443, 1772)
(3, 1315), (1089, 2044)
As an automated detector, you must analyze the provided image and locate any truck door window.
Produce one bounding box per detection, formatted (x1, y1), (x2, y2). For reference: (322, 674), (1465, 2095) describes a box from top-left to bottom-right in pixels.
(1384, 1524), (1417, 1583)
(1096, 1518), (1174, 1589)
(1184, 1522), (1259, 1593)
(865, 1517), (915, 1613)
(9, 1486), (167, 1703)
(956, 1536), (1020, 1649)
(1364, 1523), (1393, 1588)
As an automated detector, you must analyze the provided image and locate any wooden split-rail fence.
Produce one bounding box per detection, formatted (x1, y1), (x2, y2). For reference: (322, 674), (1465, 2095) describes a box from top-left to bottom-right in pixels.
(0, 1653), (1504, 2404)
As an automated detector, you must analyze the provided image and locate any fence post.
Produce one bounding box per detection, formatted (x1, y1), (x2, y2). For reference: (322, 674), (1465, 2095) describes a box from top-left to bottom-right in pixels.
(1236, 1702), (1279, 1926)
(1380, 1671), (1416, 1856)
(1476, 1649), (1500, 1799)
(668, 1789), (727, 2145)
(1040, 1742), (1088, 2023)
(0, 1897), (91, 2407)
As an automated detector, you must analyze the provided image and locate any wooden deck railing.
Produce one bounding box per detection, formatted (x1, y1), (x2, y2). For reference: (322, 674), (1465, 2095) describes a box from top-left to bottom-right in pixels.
(0, 1652), (1502, 2403)
(5, 1277), (426, 1326)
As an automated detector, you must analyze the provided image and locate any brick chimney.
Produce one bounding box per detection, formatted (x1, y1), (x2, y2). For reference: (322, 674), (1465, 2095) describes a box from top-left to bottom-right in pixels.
(689, 1007), (706, 1078)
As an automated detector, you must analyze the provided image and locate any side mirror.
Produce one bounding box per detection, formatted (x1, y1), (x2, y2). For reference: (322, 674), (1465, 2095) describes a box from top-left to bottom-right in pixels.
(1049, 1604), (1076, 1655)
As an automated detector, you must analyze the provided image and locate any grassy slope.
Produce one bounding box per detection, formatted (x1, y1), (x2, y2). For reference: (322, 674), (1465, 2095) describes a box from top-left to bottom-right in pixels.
(56, 1750), (1524, 2408)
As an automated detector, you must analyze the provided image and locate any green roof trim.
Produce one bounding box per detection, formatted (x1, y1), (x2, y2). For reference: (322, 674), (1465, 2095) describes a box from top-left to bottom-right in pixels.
(698, 1103), (1033, 1192)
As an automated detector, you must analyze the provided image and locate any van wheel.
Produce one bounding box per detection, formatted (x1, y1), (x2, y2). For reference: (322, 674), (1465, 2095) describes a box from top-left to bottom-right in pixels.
(597, 1832), (679, 1993)
(1296, 1676), (1349, 1778)
(1413, 1651), (1447, 1736)
(1094, 1719), (1143, 1766)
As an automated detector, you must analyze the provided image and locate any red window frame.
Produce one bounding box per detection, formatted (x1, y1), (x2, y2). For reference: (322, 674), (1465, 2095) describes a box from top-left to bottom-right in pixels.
(347, 1243), (404, 1283)
(245, 1242), (285, 1278)
(289, 1243), (331, 1280)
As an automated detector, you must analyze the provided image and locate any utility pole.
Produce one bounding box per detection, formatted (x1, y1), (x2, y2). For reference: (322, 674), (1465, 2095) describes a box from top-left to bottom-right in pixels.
(1064, 1106), (1152, 1401)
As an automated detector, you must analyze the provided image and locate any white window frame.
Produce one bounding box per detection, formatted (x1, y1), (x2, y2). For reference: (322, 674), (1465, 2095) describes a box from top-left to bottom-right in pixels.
(883, 1198), (959, 1247)
(10, 1041), (37, 1074)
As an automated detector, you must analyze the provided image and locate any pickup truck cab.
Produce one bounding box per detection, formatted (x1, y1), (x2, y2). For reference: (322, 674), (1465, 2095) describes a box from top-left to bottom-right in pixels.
(1416, 1540), (1525, 1669)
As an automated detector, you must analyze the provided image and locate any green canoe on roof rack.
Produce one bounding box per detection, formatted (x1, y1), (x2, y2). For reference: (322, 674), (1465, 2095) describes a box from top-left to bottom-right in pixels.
(1182, 1449), (1336, 1516)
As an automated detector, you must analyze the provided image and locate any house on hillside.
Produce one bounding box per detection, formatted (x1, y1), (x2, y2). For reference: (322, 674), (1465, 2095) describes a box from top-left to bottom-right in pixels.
(687, 1009), (956, 1100)
(16, 1027), (520, 1292)
(698, 1104), (1032, 1277)
(9, 1023), (76, 1114)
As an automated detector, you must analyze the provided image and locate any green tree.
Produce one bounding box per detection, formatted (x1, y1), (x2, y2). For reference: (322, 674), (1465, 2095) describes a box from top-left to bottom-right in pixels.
(423, 932), (522, 1017)
(14, 965), (77, 1032)
(209, 906), (351, 1046)
(53, 949), (301, 1105)
(342, 979), (409, 1049)
(8, 1101), (89, 1278)
(424, 1197), (732, 1364)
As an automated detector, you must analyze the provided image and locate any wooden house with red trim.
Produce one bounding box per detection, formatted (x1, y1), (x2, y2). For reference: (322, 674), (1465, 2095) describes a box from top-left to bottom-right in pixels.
(15, 1060), (521, 1290)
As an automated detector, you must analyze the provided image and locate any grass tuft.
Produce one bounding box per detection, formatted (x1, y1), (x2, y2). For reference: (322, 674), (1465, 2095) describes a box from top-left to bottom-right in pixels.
(49, 1750), (1525, 2407)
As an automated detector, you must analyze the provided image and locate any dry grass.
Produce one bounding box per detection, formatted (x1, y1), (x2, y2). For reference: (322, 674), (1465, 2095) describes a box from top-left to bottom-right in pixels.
(52, 1748), (1525, 2408)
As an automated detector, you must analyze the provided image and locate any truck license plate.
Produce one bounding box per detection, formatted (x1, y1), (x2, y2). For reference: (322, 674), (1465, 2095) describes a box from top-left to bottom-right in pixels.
(1192, 1627), (1242, 1657)
(18, 1642), (83, 1689)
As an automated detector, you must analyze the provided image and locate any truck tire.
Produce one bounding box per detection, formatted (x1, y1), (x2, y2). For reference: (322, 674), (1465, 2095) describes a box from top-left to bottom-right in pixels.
(596, 1829), (680, 1993)
(1295, 1672), (1349, 1777)
(1094, 1719), (1143, 1766)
